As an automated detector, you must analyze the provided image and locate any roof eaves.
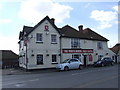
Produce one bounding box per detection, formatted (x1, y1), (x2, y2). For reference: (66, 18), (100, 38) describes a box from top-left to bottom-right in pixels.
(25, 16), (61, 36)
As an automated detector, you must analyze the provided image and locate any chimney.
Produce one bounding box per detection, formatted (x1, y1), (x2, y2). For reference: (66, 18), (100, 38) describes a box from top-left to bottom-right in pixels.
(78, 25), (83, 31)
(51, 18), (55, 24)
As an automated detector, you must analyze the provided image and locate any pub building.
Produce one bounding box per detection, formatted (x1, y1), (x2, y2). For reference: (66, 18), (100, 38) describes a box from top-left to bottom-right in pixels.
(18, 16), (115, 70)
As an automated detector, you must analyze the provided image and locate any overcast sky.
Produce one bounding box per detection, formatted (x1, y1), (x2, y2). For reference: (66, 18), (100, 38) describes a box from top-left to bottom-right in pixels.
(0, 0), (119, 54)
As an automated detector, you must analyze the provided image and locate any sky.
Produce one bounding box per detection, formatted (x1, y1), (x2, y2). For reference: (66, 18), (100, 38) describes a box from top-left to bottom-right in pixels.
(0, 0), (119, 54)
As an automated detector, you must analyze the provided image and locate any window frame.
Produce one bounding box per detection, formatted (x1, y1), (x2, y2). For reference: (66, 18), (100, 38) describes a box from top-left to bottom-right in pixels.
(71, 38), (81, 48)
(97, 41), (103, 50)
(36, 54), (43, 65)
(36, 33), (43, 43)
(51, 34), (57, 44)
(52, 54), (57, 64)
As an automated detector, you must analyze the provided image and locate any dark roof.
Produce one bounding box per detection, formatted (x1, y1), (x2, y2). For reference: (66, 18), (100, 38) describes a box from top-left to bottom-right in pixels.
(110, 43), (120, 54)
(19, 16), (108, 41)
(19, 26), (33, 40)
(1, 50), (19, 60)
(59, 25), (109, 41)
(19, 16), (61, 40)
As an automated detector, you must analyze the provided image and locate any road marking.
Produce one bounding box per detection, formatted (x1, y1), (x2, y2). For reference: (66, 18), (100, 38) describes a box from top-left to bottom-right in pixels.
(29, 79), (39, 82)
(3, 78), (40, 86)
(15, 83), (26, 87)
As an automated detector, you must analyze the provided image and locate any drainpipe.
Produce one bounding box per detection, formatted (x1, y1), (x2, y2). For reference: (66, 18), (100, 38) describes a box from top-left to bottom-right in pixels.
(26, 43), (28, 71)
(24, 37), (28, 71)
(60, 36), (62, 63)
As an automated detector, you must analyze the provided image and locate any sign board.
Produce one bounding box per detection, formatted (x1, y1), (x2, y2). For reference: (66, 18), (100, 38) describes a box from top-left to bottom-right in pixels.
(44, 25), (49, 31)
(62, 49), (93, 53)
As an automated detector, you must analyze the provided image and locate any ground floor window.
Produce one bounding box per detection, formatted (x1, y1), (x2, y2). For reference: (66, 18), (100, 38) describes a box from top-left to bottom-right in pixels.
(72, 54), (81, 60)
(37, 54), (43, 65)
(52, 55), (57, 62)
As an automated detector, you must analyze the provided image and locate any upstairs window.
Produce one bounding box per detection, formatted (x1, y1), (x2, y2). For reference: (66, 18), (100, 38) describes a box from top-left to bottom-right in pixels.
(51, 34), (57, 44)
(97, 41), (103, 50)
(36, 33), (43, 42)
(71, 38), (80, 48)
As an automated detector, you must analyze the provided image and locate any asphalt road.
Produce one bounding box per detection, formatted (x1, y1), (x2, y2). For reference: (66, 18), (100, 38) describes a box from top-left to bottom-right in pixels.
(2, 64), (119, 88)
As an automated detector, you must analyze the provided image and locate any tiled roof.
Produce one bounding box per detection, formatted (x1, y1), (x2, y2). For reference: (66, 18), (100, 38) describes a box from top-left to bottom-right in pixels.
(59, 25), (109, 41)
(19, 16), (60, 40)
(110, 43), (120, 54)
(19, 16), (109, 41)
(19, 26), (33, 40)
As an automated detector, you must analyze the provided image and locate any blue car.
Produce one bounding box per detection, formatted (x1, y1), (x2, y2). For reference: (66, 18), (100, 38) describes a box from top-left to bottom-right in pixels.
(93, 57), (114, 67)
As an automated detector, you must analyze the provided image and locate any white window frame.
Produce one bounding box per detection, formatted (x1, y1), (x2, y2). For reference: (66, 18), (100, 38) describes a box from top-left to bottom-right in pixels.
(51, 34), (57, 44)
(97, 41), (103, 50)
(36, 33), (43, 42)
(71, 38), (81, 48)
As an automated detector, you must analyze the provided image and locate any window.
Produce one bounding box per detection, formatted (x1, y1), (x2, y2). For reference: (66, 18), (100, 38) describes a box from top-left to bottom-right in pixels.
(36, 33), (43, 42)
(71, 38), (80, 48)
(97, 41), (103, 50)
(51, 34), (57, 43)
(37, 54), (43, 65)
(72, 55), (82, 62)
(52, 55), (57, 62)
(70, 59), (78, 62)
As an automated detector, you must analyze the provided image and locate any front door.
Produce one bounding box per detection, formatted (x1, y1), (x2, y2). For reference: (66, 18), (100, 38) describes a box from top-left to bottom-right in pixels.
(83, 55), (87, 66)
(115, 56), (117, 63)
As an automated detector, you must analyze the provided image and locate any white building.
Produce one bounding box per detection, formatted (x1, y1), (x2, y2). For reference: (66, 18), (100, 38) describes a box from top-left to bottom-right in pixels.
(18, 16), (115, 70)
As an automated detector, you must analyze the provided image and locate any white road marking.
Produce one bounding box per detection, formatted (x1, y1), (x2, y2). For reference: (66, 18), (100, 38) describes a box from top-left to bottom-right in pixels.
(3, 78), (40, 86)
(29, 79), (39, 82)
(15, 83), (26, 87)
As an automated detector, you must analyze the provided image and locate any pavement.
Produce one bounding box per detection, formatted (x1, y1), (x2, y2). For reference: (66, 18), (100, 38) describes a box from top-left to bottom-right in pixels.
(2, 68), (57, 75)
(2, 64), (118, 75)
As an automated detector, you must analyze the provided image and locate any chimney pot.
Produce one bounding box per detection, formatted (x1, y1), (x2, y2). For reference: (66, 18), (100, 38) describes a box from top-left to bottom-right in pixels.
(78, 25), (83, 31)
(51, 18), (55, 24)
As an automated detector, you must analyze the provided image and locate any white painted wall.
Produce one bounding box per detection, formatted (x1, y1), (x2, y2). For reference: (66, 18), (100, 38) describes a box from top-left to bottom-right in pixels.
(25, 20), (60, 69)
(61, 37), (115, 65)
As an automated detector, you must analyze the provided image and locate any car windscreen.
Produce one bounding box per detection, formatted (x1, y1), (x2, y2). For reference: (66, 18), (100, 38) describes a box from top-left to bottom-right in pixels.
(62, 59), (70, 63)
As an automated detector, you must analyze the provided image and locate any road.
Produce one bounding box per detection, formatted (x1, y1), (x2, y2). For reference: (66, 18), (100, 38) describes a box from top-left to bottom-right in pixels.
(2, 64), (119, 88)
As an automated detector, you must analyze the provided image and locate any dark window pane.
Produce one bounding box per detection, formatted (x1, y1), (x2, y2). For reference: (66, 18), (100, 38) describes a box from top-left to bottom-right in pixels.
(37, 54), (43, 65)
(52, 55), (57, 62)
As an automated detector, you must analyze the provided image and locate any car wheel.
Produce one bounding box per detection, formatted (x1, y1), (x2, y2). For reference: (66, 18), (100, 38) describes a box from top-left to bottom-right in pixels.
(79, 65), (83, 70)
(101, 63), (104, 67)
(64, 66), (69, 71)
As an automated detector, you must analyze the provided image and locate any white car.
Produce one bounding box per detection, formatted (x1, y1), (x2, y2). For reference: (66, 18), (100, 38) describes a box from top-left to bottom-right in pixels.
(56, 58), (83, 71)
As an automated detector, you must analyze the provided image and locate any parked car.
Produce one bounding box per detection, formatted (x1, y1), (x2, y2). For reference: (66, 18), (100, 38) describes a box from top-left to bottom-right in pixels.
(56, 58), (83, 71)
(93, 57), (114, 67)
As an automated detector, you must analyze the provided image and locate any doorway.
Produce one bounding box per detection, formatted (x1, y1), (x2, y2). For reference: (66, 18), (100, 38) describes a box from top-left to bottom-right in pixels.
(115, 56), (118, 63)
(83, 55), (87, 66)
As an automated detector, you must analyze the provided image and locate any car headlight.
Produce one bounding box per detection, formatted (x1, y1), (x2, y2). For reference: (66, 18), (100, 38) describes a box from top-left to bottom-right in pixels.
(98, 61), (101, 63)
